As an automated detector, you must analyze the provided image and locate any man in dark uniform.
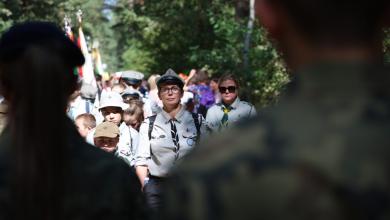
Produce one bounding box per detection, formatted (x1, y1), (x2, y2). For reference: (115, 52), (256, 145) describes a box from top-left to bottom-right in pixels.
(163, 1), (390, 220)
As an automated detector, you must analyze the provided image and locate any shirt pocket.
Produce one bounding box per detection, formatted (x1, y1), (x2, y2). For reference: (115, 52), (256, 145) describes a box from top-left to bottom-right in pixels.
(150, 132), (173, 154)
(182, 130), (197, 147)
(151, 133), (168, 148)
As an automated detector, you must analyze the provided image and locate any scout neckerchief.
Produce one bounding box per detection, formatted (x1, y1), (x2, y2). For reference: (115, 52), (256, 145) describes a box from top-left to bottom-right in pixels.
(169, 118), (180, 160)
(220, 105), (233, 127)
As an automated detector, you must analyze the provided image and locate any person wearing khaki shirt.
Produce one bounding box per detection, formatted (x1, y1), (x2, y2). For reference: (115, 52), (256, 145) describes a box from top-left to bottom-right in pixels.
(135, 69), (207, 212)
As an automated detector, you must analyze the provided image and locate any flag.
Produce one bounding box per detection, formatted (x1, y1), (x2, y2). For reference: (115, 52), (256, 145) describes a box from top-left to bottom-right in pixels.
(92, 41), (110, 81)
(65, 24), (74, 42)
(64, 23), (79, 76)
(77, 25), (97, 87)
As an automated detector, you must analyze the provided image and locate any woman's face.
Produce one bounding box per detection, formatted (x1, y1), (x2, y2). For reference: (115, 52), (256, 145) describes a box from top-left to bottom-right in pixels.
(158, 83), (183, 108)
(219, 79), (238, 105)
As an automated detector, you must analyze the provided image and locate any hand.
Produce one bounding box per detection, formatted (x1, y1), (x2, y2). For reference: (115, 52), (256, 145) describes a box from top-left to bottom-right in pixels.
(189, 69), (196, 78)
(141, 177), (150, 192)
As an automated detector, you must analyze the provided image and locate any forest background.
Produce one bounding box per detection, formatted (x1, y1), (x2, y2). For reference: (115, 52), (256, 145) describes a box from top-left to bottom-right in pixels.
(1, 0), (389, 106)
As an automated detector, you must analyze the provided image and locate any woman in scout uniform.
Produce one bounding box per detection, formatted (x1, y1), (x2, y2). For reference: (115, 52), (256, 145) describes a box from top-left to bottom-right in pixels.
(135, 69), (208, 211)
(206, 73), (257, 132)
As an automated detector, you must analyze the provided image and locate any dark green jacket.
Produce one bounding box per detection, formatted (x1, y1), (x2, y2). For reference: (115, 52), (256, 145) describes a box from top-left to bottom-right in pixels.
(0, 119), (147, 219)
(164, 63), (390, 220)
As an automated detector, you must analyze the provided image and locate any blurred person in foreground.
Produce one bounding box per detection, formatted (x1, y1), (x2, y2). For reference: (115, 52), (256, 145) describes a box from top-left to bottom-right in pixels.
(0, 22), (146, 219)
(0, 99), (7, 134)
(163, 1), (390, 220)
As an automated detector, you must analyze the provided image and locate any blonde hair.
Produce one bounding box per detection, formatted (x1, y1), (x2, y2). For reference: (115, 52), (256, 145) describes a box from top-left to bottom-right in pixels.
(75, 113), (96, 129)
(147, 74), (160, 90)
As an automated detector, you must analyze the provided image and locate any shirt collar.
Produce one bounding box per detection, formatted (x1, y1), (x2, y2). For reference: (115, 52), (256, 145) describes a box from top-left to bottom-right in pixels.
(119, 121), (127, 130)
(222, 97), (240, 110)
(161, 104), (186, 124)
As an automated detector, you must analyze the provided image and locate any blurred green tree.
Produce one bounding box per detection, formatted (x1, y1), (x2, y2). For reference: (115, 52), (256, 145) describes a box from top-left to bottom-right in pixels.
(6, 0), (389, 106)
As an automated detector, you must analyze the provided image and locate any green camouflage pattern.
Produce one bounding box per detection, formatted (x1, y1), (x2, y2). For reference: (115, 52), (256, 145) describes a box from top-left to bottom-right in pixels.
(163, 62), (390, 220)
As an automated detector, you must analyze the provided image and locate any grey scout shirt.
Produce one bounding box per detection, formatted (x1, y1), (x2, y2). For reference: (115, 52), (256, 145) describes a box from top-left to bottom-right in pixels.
(206, 97), (257, 132)
(135, 105), (207, 177)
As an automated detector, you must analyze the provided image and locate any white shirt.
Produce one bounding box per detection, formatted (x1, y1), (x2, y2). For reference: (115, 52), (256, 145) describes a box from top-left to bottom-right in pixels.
(68, 96), (98, 120)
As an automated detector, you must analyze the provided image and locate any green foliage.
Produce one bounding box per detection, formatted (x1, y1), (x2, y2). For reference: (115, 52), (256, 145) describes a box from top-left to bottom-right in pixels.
(59, 0), (120, 72)
(3, 0), (64, 23)
(0, 2), (13, 33)
(111, 0), (289, 105)
(121, 39), (155, 73)
(116, 0), (288, 105)
(0, 0), (289, 105)
(0, 0), (120, 73)
(4, 0), (390, 106)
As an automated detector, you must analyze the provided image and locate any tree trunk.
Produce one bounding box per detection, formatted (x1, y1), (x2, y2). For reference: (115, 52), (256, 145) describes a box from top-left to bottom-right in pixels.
(243, 0), (254, 72)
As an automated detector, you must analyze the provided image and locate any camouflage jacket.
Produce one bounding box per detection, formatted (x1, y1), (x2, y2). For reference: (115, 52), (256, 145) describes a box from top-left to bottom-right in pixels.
(163, 62), (390, 220)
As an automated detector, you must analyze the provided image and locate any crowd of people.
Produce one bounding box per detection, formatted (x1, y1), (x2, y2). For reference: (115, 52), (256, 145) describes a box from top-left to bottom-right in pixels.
(0, 0), (390, 219)
(1, 22), (256, 217)
(66, 63), (258, 212)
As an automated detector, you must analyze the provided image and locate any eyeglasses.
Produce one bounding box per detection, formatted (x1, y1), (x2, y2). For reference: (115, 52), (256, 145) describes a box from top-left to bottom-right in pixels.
(160, 86), (181, 94)
(219, 86), (236, 93)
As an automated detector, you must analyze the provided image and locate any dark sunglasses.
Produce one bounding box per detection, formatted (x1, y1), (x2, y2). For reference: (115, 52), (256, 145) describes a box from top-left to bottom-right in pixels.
(219, 86), (236, 93)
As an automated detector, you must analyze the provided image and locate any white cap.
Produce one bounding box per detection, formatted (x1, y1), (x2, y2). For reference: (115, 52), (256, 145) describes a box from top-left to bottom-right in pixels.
(99, 91), (128, 110)
(121, 70), (144, 80)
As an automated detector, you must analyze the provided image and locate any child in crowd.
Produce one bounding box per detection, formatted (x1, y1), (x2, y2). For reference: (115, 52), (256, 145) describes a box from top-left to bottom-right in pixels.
(93, 121), (120, 154)
(87, 91), (138, 167)
(75, 113), (96, 139)
(123, 100), (144, 131)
